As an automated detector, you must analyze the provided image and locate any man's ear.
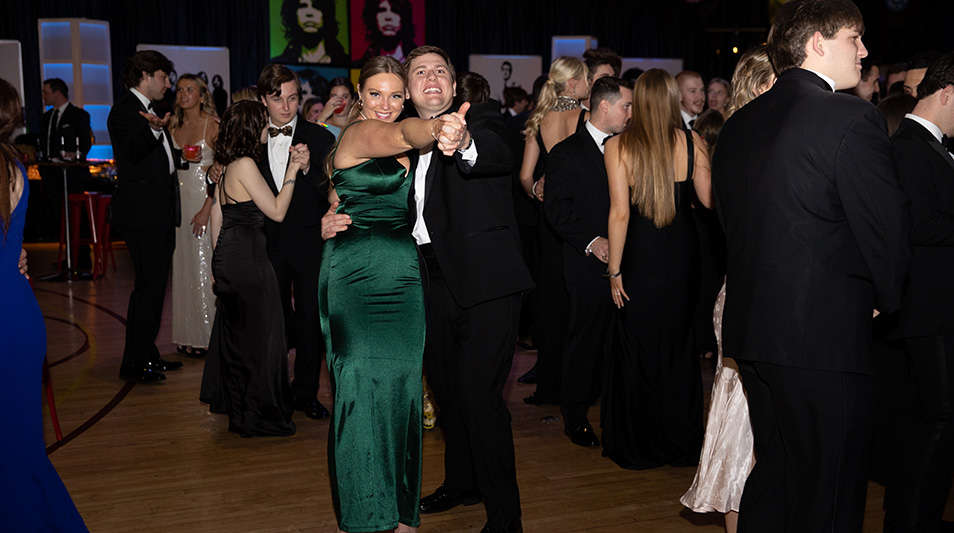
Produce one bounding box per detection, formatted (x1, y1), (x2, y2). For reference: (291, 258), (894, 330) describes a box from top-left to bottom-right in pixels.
(941, 85), (954, 106)
(809, 31), (826, 58)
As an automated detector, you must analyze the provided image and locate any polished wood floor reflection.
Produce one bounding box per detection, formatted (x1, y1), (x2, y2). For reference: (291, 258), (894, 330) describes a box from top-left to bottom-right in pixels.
(27, 242), (949, 532)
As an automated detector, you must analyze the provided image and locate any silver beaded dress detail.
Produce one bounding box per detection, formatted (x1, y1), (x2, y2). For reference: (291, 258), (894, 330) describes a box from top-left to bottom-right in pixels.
(171, 117), (216, 349)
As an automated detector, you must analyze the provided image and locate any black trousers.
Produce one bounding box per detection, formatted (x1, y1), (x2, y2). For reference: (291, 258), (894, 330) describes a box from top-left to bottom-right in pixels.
(420, 247), (522, 525)
(884, 329), (954, 533)
(269, 249), (322, 402)
(737, 361), (875, 533)
(533, 214), (567, 403)
(115, 224), (175, 371)
(561, 283), (613, 430)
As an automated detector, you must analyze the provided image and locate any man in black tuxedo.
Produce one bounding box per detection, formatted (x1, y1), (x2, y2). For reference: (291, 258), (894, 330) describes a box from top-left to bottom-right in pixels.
(407, 46), (531, 533)
(40, 77), (94, 265)
(257, 64), (336, 420)
(40, 78), (92, 188)
(712, 1), (911, 530)
(543, 77), (632, 448)
(883, 52), (954, 533)
(322, 45), (533, 533)
(108, 50), (183, 382)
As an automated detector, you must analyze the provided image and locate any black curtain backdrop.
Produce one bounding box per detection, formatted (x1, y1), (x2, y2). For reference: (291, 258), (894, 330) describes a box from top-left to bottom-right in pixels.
(4, 0), (952, 134)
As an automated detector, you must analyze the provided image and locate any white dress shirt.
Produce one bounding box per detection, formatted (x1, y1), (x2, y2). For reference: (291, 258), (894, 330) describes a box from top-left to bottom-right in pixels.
(681, 109), (698, 130)
(411, 137), (478, 246)
(268, 116), (298, 191)
(131, 88), (175, 174)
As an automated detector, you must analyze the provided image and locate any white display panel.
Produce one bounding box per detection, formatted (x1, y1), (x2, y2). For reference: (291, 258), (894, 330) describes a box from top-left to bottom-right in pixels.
(468, 55), (542, 104)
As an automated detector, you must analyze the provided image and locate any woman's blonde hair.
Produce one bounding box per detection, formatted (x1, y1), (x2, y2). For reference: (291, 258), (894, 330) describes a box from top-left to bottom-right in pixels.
(169, 74), (218, 132)
(523, 56), (588, 140)
(726, 45), (774, 117)
(231, 86), (258, 103)
(617, 69), (682, 228)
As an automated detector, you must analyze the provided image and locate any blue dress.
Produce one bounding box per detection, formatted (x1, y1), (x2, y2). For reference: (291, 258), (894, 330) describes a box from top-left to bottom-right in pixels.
(0, 161), (88, 531)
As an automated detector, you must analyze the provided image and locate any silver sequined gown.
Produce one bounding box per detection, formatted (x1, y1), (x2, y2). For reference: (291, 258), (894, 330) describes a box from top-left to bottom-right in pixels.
(680, 283), (755, 513)
(171, 118), (216, 349)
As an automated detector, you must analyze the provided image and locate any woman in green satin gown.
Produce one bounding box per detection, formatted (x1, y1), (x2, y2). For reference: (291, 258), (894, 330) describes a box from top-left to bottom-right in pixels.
(318, 56), (468, 533)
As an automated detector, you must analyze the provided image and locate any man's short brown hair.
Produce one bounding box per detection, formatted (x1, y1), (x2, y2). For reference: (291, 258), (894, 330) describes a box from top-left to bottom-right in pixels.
(403, 45), (456, 81)
(257, 64), (301, 100)
(767, 0), (864, 75)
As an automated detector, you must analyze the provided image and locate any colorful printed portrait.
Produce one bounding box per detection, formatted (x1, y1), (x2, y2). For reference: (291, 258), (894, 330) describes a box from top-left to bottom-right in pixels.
(270, 0), (350, 65)
(350, 0), (425, 66)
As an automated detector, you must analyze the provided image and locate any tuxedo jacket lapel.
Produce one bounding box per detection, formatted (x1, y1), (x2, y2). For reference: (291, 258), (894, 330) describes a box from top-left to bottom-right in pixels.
(262, 145), (281, 196)
(929, 140), (954, 173)
(423, 148), (438, 208)
(583, 135), (604, 176)
(905, 118), (954, 174)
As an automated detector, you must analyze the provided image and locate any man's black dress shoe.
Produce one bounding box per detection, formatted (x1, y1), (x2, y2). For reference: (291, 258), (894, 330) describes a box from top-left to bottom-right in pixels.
(419, 484), (481, 514)
(295, 399), (330, 420)
(146, 358), (183, 372)
(565, 424), (600, 447)
(480, 518), (522, 533)
(119, 367), (166, 383)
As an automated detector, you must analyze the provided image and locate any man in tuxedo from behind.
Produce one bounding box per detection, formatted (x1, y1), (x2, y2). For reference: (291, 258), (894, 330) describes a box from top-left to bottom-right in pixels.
(883, 52), (954, 533)
(108, 50), (184, 382)
(257, 64), (336, 420)
(543, 76), (632, 448)
(322, 45), (533, 533)
(712, 0), (911, 530)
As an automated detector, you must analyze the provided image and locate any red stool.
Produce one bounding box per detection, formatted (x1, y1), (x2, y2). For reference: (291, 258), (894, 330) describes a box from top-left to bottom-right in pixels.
(90, 194), (115, 279)
(56, 192), (98, 274)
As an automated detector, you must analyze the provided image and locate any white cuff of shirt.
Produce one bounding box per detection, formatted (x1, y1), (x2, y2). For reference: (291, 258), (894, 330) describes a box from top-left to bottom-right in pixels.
(585, 236), (601, 255)
(459, 138), (477, 166)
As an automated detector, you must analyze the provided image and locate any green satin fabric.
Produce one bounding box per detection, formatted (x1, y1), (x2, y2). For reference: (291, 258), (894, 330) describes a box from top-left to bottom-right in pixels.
(318, 156), (424, 532)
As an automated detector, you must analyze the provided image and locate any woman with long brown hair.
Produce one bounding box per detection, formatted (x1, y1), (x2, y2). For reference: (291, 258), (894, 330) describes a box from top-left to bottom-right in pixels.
(0, 78), (87, 530)
(169, 73), (219, 357)
(602, 69), (712, 470)
(199, 99), (307, 437)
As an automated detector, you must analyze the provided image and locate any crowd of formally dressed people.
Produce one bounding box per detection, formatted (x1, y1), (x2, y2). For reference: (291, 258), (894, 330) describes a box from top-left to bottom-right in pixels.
(6, 0), (954, 531)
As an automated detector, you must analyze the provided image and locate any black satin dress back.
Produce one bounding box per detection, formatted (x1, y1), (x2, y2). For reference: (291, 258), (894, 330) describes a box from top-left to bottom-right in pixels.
(200, 194), (296, 437)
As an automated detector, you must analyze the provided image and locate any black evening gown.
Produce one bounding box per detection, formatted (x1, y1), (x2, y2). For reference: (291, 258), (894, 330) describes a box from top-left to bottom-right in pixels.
(602, 163), (704, 470)
(200, 199), (296, 437)
(531, 109), (588, 403)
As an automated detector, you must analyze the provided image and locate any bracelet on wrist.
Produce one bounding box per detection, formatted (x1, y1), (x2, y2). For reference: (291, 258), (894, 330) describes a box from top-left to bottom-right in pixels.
(430, 118), (442, 142)
(608, 271), (622, 279)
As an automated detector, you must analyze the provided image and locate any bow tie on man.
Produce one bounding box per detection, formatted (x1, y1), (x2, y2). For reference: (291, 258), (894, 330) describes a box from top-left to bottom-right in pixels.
(269, 125), (293, 137)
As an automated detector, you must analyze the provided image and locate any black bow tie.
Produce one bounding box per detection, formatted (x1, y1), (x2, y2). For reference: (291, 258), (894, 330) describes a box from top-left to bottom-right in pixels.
(268, 126), (292, 138)
(602, 133), (618, 146)
(942, 135), (950, 149)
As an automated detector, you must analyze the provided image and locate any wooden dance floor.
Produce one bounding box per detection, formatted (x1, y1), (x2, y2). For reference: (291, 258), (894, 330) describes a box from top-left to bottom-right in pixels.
(28, 242), (949, 532)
